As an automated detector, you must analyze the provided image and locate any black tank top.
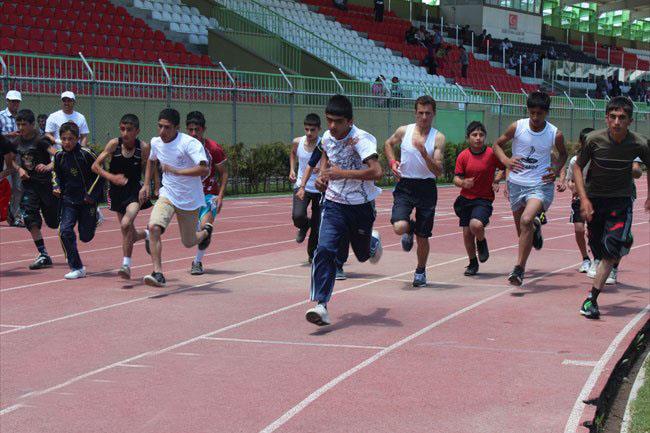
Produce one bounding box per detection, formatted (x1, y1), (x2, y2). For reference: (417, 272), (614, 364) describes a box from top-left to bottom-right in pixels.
(109, 138), (143, 190)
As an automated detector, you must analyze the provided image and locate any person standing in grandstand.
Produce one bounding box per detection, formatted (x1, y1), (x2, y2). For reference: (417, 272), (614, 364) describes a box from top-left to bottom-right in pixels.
(92, 114), (153, 280)
(384, 95), (445, 287)
(453, 121), (505, 276)
(9, 110), (59, 269)
(140, 109), (213, 287)
(45, 92), (90, 150)
(185, 111), (228, 276)
(1, 90), (24, 227)
(573, 97), (649, 319)
(305, 95), (383, 326)
(493, 91), (567, 286)
(54, 122), (103, 279)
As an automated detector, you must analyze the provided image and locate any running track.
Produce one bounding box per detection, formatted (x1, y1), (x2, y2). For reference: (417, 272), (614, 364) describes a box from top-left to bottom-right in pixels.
(0, 181), (648, 433)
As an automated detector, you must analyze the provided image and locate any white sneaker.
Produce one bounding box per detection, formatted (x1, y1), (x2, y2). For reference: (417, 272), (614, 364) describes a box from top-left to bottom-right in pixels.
(578, 259), (591, 273)
(368, 230), (382, 264)
(606, 268), (618, 285)
(587, 259), (600, 278)
(305, 304), (331, 326)
(96, 208), (104, 227)
(65, 267), (87, 279)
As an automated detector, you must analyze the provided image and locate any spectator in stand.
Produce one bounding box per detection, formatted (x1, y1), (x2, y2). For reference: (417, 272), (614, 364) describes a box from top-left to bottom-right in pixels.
(390, 76), (402, 108)
(432, 28), (443, 53)
(37, 114), (47, 135)
(547, 46), (557, 60)
(459, 46), (469, 78)
(423, 52), (438, 76)
(372, 76), (387, 107)
(606, 76), (613, 96)
(595, 76), (607, 99)
(374, 0), (384, 22)
(415, 25), (429, 47)
(640, 79), (648, 103)
(406, 26), (417, 45)
(477, 29), (487, 48)
(508, 54), (518, 70)
(333, 0), (348, 11)
(610, 75), (621, 97)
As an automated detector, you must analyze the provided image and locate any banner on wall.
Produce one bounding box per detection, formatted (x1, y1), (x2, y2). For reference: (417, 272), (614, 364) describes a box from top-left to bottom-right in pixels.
(482, 7), (541, 45)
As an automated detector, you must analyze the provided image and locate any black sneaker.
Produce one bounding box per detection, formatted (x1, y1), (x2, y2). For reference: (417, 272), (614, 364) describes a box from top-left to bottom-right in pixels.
(532, 217), (543, 250)
(508, 265), (525, 286)
(190, 261), (204, 275)
(580, 298), (600, 319)
(401, 232), (414, 252)
(143, 272), (166, 287)
(29, 253), (52, 270)
(296, 226), (308, 243)
(464, 261), (479, 276)
(197, 223), (213, 251)
(476, 239), (489, 263)
(335, 266), (347, 280)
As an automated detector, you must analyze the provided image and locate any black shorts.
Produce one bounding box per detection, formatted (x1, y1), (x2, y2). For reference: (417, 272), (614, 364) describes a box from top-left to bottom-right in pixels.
(569, 198), (583, 223)
(20, 182), (60, 229)
(587, 197), (633, 260)
(108, 184), (151, 215)
(453, 196), (493, 227)
(390, 178), (437, 238)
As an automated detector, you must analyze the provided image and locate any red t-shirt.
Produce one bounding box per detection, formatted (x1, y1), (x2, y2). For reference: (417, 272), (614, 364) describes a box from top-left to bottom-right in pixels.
(202, 137), (227, 195)
(454, 146), (505, 201)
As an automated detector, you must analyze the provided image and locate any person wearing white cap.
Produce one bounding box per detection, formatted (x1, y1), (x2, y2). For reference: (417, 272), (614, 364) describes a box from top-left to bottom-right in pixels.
(44, 91), (90, 150)
(1, 90), (23, 226)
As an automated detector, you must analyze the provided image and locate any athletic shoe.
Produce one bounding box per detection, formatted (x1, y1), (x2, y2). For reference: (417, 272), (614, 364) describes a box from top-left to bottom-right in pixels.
(335, 266), (347, 281)
(143, 272), (166, 287)
(118, 265), (131, 280)
(508, 265), (524, 286)
(476, 238), (489, 263)
(580, 298), (600, 319)
(64, 267), (87, 279)
(96, 208), (104, 227)
(578, 259), (591, 273)
(412, 271), (427, 287)
(532, 217), (543, 250)
(606, 268), (618, 285)
(191, 261), (204, 275)
(401, 232), (414, 252)
(538, 212), (548, 225)
(197, 223), (213, 251)
(305, 303), (331, 326)
(587, 259), (600, 278)
(296, 226), (308, 244)
(12, 217), (25, 228)
(464, 261), (479, 276)
(369, 230), (382, 264)
(29, 253), (52, 270)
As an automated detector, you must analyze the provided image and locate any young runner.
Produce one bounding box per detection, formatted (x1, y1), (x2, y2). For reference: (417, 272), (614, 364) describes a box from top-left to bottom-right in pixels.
(185, 111), (228, 275)
(306, 95), (383, 326)
(493, 91), (567, 286)
(140, 109), (213, 287)
(453, 121), (505, 276)
(0, 134), (14, 222)
(91, 114), (153, 279)
(54, 122), (103, 279)
(573, 96), (649, 319)
(384, 95), (445, 287)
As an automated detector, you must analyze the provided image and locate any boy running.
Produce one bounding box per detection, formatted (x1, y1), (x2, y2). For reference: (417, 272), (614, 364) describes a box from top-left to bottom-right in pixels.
(92, 114), (153, 279)
(384, 95), (445, 287)
(185, 111), (228, 275)
(493, 91), (567, 286)
(140, 109), (213, 287)
(453, 121), (505, 276)
(306, 95), (383, 326)
(574, 97), (649, 319)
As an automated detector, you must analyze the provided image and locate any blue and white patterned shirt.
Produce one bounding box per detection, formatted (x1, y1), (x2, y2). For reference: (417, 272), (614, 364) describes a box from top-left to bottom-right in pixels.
(0, 108), (17, 135)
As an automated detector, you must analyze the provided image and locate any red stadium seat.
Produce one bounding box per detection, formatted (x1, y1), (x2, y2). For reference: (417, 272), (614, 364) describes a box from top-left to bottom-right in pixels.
(0, 37), (14, 51)
(0, 26), (15, 38)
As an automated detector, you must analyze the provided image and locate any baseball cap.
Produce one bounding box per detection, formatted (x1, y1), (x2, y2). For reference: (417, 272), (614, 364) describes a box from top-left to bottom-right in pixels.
(6, 90), (22, 101)
(61, 91), (76, 100)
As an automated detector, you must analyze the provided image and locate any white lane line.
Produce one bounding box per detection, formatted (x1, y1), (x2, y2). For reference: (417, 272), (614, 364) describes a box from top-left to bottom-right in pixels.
(172, 352), (202, 357)
(116, 363), (151, 368)
(201, 337), (386, 350)
(0, 324), (25, 328)
(563, 304), (650, 433)
(91, 379), (115, 383)
(389, 279), (506, 288)
(0, 404), (32, 415)
(562, 360), (598, 367)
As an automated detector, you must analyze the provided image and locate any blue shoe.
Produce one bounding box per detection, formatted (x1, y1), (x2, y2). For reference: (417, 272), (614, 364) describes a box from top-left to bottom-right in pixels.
(413, 271), (426, 287)
(369, 230), (382, 264)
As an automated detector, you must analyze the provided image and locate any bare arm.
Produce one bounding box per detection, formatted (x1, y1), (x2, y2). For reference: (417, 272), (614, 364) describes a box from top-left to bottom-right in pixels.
(161, 161), (209, 177)
(0, 152), (16, 179)
(492, 122), (523, 172)
(428, 132), (446, 178)
(325, 156), (383, 181)
(215, 161), (229, 213)
(632, 161), (643, 179)
(140, 158), (155, 203)
(384, 126), (406, 177)
(91, 139), (127, 186)
(289, 139), (299, 182)
(80, 134), (89, 148)
(45, 132), (56, 144)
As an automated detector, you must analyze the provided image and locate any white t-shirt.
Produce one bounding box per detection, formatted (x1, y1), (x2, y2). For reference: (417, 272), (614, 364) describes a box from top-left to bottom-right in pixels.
(399, 123), (437, 179)
(45, 110), (90, 148)
(508, 118), (558, 187)
(565, 155), (589, 183)
(294, 136), (320, 194)
(149, 132), (207, 210)
(321, 125), (382, 205)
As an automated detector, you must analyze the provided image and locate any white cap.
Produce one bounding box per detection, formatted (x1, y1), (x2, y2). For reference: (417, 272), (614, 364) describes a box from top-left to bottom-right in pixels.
(61, 91), (76, 100)
(6, 90), (21, 101)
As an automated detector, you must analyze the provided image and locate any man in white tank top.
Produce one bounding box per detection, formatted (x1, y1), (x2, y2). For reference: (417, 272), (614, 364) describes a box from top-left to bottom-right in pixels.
(493, 91), (567, 286)
(384, 96), (446, 287)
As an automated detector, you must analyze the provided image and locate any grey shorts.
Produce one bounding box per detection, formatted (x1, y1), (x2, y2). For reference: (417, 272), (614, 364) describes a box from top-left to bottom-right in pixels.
(508, 181), (554, 212)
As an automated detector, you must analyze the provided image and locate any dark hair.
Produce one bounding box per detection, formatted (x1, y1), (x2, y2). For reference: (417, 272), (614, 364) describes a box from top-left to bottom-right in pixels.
(158, 108), (180, 127)
(414, 95), (436, 111)
(304, 113), (321, 127)
(325, 94), (353, 120)
(605, 96), (634, 118)
(120, 113), (140, 129)
(16, 109), (35, 124)
(466, 121), (487, 137)
(186, 110), (206, 128)
(59, 121), (80, 138)
(37, 114), (48, 122)
(526, 91), (551, 111)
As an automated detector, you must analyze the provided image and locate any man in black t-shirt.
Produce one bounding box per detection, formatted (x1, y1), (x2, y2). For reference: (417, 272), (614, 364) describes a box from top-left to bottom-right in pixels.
(11, 109), (59, 269)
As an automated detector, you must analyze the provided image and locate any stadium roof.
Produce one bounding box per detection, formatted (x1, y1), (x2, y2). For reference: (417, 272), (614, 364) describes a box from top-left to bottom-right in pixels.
(565, 0), (649, 20)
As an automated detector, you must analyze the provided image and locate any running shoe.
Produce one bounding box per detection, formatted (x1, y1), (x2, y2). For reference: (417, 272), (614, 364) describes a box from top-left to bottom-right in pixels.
(606, 268), (618, 285)
(96, 208), (104, 227)
(464, 261), (479, 276)
(401, 231), (414, 252)
(578, 259), (591, 273)
(64, 267), (87, 279)
(532, 217), (543, 250)
(197, 223), (213, 250)
(508, 265), (525, 286)
(580, 298), (600, 319)
(305, 303), (331, 326)
(369, 230), (383, 264)
(335, 266), (347, 281)
(118, 265), (131, 280)
(476, 238), (489, 263)
(538, 211), (548, 225)
(29, 253), (52, 270)
(144, 272), (166, 287)
(412, 271), (427, 287)
(296, 226), (308, 244)
(191, 261), (204, 275)
(587, 259), (600, 278)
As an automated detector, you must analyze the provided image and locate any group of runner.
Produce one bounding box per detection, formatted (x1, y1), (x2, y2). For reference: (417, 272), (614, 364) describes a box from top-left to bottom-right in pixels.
(1, 90), (647, 325)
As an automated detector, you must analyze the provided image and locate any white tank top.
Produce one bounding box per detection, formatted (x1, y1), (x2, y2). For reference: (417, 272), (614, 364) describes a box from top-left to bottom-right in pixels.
(508, 118), (558, 187)
(399, 124), (437, 179)
(294, 136), (320, 193)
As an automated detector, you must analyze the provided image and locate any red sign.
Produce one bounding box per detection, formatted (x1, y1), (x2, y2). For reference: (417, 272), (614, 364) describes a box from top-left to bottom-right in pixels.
(509, 13), (518, 30)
